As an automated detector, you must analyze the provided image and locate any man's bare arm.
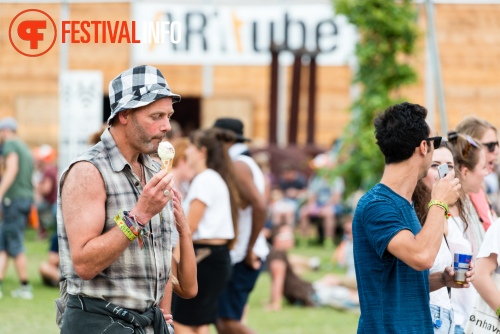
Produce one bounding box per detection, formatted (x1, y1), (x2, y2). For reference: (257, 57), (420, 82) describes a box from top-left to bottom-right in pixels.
(387, 173), (461, 271)
(61, 162), (131, 280)
(62, 163), (174, 280)
(234, 161), (267, 267)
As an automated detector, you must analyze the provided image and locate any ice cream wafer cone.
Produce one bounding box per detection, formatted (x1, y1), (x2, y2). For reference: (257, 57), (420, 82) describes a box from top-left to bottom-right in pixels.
(162, 159), (172, 173)
(158, 141), (175, 173)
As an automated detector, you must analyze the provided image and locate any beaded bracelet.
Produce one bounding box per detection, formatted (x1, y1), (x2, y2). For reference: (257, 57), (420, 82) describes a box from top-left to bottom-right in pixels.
(428, 200), (451, 219)
(114, 213), (137, 241)
(123, 210), (146, 228)
(122, 214), (140, 235)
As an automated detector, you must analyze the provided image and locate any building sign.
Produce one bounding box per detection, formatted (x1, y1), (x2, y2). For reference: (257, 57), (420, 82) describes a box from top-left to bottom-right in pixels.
(131, 4), (356, 66)
(59, 71), (103, 170)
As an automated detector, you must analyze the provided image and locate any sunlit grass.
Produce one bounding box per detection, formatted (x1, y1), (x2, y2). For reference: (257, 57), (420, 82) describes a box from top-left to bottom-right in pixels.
(0, 230), (359, 334)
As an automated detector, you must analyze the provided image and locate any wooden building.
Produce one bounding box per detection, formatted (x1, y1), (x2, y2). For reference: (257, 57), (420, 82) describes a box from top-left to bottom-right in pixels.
(1, 0), (500, 156)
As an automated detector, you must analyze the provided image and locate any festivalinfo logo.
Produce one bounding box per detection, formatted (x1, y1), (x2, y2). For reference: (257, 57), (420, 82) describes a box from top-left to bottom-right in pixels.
(9, 9), (181, 57)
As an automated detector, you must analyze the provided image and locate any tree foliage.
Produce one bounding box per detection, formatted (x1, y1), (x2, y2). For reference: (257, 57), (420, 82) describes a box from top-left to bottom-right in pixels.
(333, 0), (419, 196)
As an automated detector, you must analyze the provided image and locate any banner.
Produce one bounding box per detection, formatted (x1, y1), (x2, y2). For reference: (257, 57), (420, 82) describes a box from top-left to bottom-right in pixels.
(131, 4), (357, 66)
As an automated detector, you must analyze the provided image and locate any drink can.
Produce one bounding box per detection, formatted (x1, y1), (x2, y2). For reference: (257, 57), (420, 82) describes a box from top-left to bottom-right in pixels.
(453, 252), (472, 284)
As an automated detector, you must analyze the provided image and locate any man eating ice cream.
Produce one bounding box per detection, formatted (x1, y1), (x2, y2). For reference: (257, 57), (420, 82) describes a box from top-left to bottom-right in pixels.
(57, 65), (197, 334)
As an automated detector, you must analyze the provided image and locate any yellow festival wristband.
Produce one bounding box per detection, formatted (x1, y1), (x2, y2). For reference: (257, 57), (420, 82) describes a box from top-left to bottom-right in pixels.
(114, 214), (137, 241)
(428, 200), (451, 220)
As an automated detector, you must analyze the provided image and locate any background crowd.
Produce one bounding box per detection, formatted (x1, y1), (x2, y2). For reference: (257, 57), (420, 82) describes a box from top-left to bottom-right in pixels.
(2, 98), (500, 333)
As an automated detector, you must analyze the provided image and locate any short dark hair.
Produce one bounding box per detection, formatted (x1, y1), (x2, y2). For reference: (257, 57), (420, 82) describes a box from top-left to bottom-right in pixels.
(374, 102), (430, 164)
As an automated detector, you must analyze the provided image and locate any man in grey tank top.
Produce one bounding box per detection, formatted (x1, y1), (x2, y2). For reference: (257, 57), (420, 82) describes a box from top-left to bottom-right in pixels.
(57, 65), (197, 334)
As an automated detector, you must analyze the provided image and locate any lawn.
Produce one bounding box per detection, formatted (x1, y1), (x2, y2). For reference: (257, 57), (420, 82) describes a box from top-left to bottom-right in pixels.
(0, 231), (359, 334)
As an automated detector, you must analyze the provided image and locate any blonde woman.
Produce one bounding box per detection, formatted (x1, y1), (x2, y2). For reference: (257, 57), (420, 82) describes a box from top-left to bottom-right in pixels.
(447, 132), (488, 334)
(456, 117), (499, 230)
(412, 141), (475, 333)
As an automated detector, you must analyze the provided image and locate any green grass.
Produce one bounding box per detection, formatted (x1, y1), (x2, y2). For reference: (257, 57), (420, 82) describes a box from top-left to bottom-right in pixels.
(241, 244), (359, 334)
(0, 231), (359, 334)
(0, 230), (60, 334)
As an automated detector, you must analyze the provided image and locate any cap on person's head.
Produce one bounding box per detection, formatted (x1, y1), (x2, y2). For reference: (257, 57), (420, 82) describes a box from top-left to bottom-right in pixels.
(213, 118), (250, 142)
(107, 65), (181, 125)
(0, 117), (18, 132)
(35, 144), (56, 163)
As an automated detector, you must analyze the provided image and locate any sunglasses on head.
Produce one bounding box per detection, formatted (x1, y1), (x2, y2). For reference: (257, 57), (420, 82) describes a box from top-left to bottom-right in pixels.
(419, 136), (442, 150)
(463, 135), (480, 158)
(448, 131), (481, 158)
(481, 141), (499, 153)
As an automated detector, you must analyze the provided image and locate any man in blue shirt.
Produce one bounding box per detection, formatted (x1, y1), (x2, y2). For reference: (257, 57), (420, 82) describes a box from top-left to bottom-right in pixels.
(353, 102), (464, 333)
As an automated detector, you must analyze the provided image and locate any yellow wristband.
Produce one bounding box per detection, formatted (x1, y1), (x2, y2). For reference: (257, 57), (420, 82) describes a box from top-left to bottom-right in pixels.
(114, 214), (137, 241)
(428, 200), (451, 219)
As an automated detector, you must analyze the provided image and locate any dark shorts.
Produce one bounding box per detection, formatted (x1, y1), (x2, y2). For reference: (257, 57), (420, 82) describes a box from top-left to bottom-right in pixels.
(172, 243), (232, 326)
(0, 198), (32, 257)
(49, 232), (59, 253)
(217, 259), (264, 321)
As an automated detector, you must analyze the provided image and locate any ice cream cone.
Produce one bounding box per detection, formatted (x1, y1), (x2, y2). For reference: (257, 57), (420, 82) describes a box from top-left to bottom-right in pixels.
(158, 141), (175, 173)
(162, 159), (172, 173)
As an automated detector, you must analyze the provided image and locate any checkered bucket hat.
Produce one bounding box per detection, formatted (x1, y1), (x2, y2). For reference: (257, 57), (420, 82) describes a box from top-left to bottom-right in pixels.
(108, 65), (181, 124)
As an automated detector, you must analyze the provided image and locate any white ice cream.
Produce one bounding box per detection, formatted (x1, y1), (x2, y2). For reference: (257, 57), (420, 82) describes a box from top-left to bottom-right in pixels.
(158, 141), (175, 161)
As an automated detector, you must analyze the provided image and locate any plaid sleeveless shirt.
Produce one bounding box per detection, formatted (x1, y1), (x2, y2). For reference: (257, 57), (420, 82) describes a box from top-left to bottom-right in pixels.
(57, 128), (173, 312)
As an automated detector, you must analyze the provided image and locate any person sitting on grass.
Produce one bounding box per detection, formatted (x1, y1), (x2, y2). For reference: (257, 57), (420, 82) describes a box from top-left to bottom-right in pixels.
(266, 218), (359, 311)
(39, 232), (60, 287)
(298, 154), (345, 247)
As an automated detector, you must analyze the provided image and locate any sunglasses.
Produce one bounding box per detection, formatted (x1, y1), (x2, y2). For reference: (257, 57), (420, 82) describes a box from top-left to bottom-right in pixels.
(420, 136), (442, 150)
(481, 141), (499, 153)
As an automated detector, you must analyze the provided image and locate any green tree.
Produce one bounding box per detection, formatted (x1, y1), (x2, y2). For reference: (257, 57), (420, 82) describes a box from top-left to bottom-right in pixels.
(333, 0), (419, 196)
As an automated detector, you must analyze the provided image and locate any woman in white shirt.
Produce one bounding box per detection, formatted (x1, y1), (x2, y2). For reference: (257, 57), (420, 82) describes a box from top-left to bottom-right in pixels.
(172, 128), (241, 334)
(473, 219), (500, 324)
(447, 132), (488, 334)
(413, 141), (474, 334)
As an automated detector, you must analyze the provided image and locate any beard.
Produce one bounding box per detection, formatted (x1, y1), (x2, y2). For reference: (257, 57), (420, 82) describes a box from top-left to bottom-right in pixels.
(129, 114), (165, 154)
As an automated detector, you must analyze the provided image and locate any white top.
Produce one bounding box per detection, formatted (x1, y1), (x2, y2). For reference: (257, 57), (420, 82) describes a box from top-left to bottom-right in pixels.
(228, 147), (270, 264)
(183, 169), (235, 241)
(228, 142), (250, 157)
(429, 236), (453, 310)
(448, 215), (478, 329)
(477, 218), (500, 268)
